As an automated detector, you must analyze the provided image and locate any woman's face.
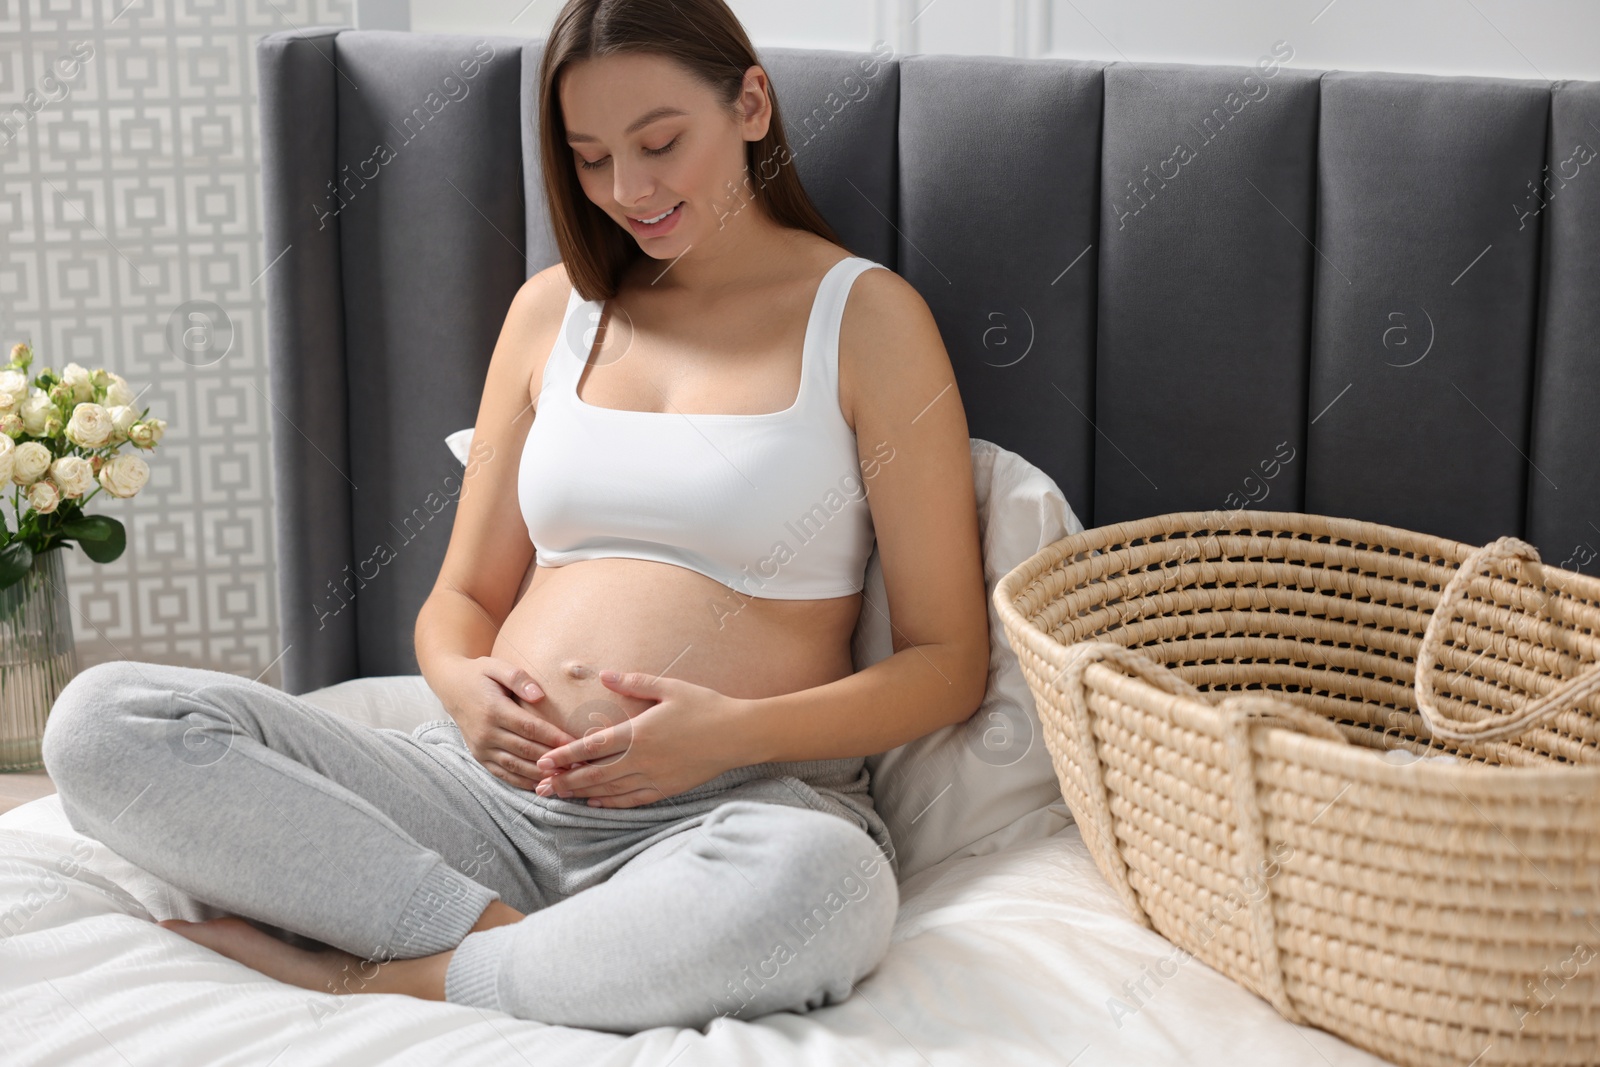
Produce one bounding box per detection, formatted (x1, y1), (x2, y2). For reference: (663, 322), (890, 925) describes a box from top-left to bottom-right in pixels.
(561, 52), (770, 259)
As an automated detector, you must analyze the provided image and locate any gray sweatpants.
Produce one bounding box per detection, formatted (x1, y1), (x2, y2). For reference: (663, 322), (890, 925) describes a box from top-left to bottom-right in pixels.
(39, 660), (900, 1033)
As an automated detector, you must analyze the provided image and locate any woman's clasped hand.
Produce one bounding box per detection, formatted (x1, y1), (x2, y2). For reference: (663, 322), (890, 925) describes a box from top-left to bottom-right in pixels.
(433, 655), (584, 791)
(533, 670), (754, 808)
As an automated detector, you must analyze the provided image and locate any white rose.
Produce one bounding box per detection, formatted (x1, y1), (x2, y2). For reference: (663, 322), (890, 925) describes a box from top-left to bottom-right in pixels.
(0, 436), (13, 484)
(12, 441), (51, 484)
(0, 370), (28, 407)
(65, 402), (113, 448)
(0, 414), (22, 437)
(61, 363), (95, 403)
(97, 452), (149, 498)
(103, 371), (135, 408)
(26, 479), (59, 514)
(107, 405), (137, 443)
(20, 389), (53, 435)
(128, 418), (167, 448)
(49, 455), (94, 498)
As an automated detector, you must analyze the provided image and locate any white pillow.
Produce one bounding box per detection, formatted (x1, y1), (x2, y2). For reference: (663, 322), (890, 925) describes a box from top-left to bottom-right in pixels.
(444, 427), (474, 465)
(855, 437), (1082, 878)
(299, 674), (448, 732)
(440, 428), (1082, 879)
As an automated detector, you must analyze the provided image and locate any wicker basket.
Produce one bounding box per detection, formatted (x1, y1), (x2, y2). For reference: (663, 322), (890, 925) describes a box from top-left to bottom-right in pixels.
(992, 510), (1600, 1067)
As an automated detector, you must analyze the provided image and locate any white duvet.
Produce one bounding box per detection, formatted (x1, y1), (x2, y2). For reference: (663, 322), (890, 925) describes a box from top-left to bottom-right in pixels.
(0, 793), (1389, 1067)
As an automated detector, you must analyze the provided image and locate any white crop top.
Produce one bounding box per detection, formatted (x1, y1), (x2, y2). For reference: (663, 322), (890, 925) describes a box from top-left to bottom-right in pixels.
(517, 256), (885, 600)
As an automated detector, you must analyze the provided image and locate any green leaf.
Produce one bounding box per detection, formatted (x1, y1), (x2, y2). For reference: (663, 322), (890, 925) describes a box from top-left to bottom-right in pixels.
(60, 515), (124, 563)
(0, 539), (32, 591)
(60, 514), (112, 541)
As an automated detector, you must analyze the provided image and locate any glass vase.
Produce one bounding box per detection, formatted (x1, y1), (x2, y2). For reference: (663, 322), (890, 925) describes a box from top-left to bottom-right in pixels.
(0, 547), (79, 772)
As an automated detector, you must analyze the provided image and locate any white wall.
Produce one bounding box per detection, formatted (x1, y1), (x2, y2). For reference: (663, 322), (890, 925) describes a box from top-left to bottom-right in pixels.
(410, 0), (1600, 82)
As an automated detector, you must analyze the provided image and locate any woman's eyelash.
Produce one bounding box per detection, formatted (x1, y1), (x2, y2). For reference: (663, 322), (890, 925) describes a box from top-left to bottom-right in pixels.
(578, 136), (679, 171)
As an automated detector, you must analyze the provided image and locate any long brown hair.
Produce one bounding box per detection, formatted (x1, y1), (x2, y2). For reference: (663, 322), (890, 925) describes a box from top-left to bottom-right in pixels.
(537, 0), (845, 301)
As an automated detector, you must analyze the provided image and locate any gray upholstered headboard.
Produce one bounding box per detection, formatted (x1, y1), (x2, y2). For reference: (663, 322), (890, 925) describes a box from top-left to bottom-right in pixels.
(257, 28), (1600, 694)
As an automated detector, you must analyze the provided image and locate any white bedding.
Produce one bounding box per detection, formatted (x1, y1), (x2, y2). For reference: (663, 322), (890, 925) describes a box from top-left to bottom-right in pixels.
(0, 794), (1389, 1066)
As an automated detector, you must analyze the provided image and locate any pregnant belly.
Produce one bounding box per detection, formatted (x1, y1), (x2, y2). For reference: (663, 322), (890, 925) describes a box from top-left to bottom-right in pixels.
(490, 556), (864, 743)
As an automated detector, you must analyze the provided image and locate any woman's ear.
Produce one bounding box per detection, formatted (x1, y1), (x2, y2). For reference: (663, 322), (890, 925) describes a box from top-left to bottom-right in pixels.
(735, 65), (773, 142)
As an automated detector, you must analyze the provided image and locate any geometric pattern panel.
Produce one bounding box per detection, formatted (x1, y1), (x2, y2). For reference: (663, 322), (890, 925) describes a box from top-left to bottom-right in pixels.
(0, 0), (353, 686)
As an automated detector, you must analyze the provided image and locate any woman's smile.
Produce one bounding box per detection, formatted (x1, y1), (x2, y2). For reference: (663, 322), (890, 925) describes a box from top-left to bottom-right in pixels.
(625, 199), (685, 236)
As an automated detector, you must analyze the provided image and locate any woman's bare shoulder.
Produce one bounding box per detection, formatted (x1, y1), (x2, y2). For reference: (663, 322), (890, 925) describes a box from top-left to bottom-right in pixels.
(837, 263), (950, 431)
(506, 262), (576, 413)
(829, 252), (927, 329)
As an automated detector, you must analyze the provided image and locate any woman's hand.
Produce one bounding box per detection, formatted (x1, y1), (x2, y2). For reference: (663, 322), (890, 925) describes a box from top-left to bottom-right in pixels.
(533, 670), (751, 808)
(433, 655), (580, 790)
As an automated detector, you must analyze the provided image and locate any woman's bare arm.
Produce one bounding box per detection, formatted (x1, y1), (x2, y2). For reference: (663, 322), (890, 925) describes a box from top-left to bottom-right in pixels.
(414, 264), (564, 674)
(413, 263), (578, 775)
(728, 266), (991, 761)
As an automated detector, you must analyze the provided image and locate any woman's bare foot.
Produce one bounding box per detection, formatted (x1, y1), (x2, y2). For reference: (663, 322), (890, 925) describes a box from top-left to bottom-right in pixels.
(158, 900), (524, 1000)
(159, 916), (354, 993)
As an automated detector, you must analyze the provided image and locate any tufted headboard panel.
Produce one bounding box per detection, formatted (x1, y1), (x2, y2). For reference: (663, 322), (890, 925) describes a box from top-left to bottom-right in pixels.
(257, 29), (1600, 692)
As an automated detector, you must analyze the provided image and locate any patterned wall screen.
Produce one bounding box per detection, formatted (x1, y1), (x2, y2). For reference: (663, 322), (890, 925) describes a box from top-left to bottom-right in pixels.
(0, 0), (353, 685)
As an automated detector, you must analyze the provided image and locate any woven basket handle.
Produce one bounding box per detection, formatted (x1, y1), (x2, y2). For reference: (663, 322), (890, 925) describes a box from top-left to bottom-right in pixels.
(1215, 694), (1349, 744)
(1062, 643), (1348, 745)
(1057, 641), (1341, 1027)
(1415, 535), (1600, 743)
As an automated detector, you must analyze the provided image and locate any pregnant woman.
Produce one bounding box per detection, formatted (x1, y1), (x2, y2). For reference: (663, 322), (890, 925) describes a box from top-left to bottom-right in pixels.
(40, 0), (987, 1033)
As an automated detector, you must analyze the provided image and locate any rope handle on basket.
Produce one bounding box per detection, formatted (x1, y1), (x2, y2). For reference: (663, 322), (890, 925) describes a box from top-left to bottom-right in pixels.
(1415, 535), (1600, 744)
(1057, 642), (1208, 928)
(1058, 644), (1352, 744)
(1200, 696), (1341, 1026)
(1214, 694), (1349, 745)
(1059, 643), (1335, 1026)
(1420, 534), (1600, 742)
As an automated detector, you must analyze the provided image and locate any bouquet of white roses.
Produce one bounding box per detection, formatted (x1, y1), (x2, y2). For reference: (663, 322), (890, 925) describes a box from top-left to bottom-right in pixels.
(0, 341), (166, 591)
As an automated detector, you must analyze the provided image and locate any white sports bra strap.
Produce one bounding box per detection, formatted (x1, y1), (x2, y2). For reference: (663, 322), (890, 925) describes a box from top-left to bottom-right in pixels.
(808, 257), (885, 420)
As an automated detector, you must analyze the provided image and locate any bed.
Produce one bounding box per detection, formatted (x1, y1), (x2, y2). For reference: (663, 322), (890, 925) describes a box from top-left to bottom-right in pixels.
(0, 789), (1386, 1066)
(5, 25), (1595, 1067)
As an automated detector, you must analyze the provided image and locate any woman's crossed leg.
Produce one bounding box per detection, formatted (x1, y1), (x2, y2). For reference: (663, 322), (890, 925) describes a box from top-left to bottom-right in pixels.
(41, 660), (539, 960)
(39, 660), (899, 1032)
(444, 798), (900, 1032)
